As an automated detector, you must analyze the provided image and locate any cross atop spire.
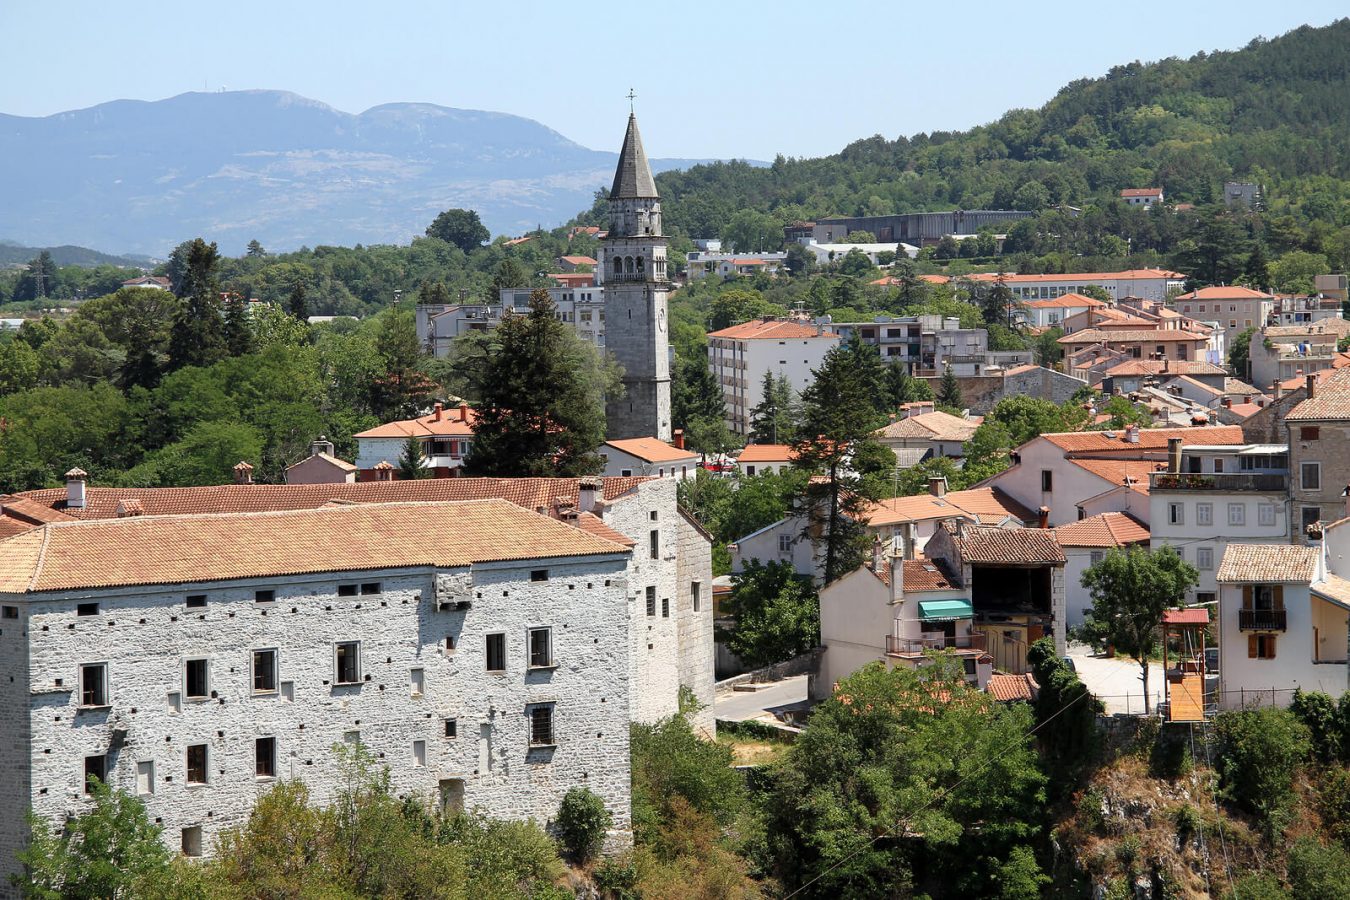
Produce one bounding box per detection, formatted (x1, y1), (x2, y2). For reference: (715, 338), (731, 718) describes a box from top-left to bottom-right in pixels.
(627, 88), (635, 112)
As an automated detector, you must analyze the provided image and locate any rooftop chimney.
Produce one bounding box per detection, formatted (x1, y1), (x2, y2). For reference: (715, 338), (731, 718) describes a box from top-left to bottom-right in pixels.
(458, 403), (469, 422)
(373, 460), (395, 482)
(1222, 397), (1232, 409)
(577, 478), (601, 514)
(65, 468), (87, 509)
(233, 460), (254, 485)
(929, 476), (947, 498)
(904, 522), (918, 561)
(115, 499), (144, 518)
(311, 436), (335, 457)
(1307, 373), (1317, 400)
(1167, 437), (1183, 474)
(872, 534), (885, 574)
(1273, 380), (1282, 400)
(889, 537), (904, 603)
(433, 402), (443, 422)
(1038, 506), (1050, 529)
(1126, 424), (1140, 443)
(672, 429), (685, 450)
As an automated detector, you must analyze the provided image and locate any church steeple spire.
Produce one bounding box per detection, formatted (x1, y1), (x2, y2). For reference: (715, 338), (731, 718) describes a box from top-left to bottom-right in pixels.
(610, 114), (658, 199)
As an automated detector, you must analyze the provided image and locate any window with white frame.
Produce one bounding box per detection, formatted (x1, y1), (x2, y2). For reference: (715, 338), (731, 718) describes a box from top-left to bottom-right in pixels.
(778, 534), (792, 553)
(528, 704), (556, 747)
(1089, 551), (1104, 566)
(1168, 503), (1184, 525)
(1258, 504), (1276, 527)
(79, 662), (108, 707)
(1196, 503), (1213, 526)
(334, 642), (361, 685)
(1228, 503), (1246, 526)
(1196, 547), (1214, 570)
(528, 627), (553, 668)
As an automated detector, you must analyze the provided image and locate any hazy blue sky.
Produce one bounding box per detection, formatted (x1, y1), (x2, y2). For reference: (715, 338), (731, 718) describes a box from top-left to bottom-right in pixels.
(3, 2), (1344, 160)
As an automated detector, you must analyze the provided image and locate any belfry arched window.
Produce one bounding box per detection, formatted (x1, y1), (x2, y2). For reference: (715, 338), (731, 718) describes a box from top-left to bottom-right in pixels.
(613, 257), (623, 276)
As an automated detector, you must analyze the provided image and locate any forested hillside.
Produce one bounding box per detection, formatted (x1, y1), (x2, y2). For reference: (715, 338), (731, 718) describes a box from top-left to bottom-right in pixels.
(613, 20), (1349, 248)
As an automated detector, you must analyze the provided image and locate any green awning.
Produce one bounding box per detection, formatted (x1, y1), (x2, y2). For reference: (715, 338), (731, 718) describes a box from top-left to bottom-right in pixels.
(918, 599), (973, 621)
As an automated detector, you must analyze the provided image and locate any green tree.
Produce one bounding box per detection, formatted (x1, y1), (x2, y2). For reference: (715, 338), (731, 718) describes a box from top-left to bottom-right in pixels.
(765, 662), (1046, 895)
(286, 280), (310, 321)
(793, 341), (886, 584)
(672, 353), (725, 432)
(937, 364), (963, 410)
(398, 436), (430, 480)
(1080, 546), (1198, 714)
(720, 209), (781, 253)
(0, 340), (40, 395)
(784, 242), (817, 277)
(370, 309), (435, 420)
(1033, 327), (1064, 368)
(245, 238), (267, 258)
(1214, 707), (1310, 823)
(223, 295), (255, 358)
(12, 250), (58, 302)
(836, 248), (876, 278)
(426, 208), (491, 252)
(933, 235), (960, 259)
(749, 371), (796, 444)
(1243, 244), (1272, 290)
(489, 257), (529, 295)
(166, 238), (226, 371)
(1271, 250), (1331, 294)
(466, 290), (612, 477)
(555, 787), (612, 863)
(15, 778), (174, 898)
(722, 559), (819, 667)
(1287, 837), (1350, 900)
(708, 288), (780, 331)
(841, 230), (877, 244)
(884, 360), (933, 406)
(1229, 327), (1256, 381)
(1026, 638), (1103, 786)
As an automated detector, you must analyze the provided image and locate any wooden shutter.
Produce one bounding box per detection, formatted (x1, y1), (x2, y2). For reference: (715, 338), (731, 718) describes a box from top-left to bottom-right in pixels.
(1242, 585), (1252, 610)
(1268, 636), (1277, 659)
(1248, 635), (1258, 658)
(1273, 585), (1284, 610)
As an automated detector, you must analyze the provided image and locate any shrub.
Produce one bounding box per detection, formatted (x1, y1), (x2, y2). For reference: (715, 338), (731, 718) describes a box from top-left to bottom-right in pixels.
(1290, 690), (1342, 762)
(555, 787), (611, 862)
(1214, 707), (1311, 822)
(1287, 837), (1350, 900)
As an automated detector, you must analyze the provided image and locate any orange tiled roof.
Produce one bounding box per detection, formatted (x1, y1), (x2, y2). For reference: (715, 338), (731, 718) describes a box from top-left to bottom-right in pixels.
(0, 500), (631, 594)
(604, 437), (697, 463)
(873, 411), (978, 443)
(1175, 286), (1272, 301)
(987, 673), (1038, 702)
(729, 258), (768, 266)
(0, 497), (77, 525)
(943, 522), (1065, 565)
(559, 255), (597, 266)
(4, 478), (651, 521)
(707, 319), (833, 341)
(1054, 512), (1150, 548)
(1059, 328), (1209, 344)
(1023, 293), (1108, 309)
(963, 268), (1183, 284)
(571, 511), (636, 546)
(1068, 460), (1165, 492)
(1286, 368), (1350, 421)
(1103, 360), (1227, 377)
(354, 407), (477, 439)
(1217, 544), (1319, 584)
(871, 556), (960, 591)
(737, 444), (796, 463)
(864, 487), (1033, 528)
(1120, 188), (1163, 198)
(0, 517), (34, 539)
(1040, 425), (1244, 454)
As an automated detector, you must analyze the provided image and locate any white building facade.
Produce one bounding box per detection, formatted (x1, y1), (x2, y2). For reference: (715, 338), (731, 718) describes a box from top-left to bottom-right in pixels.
(707, 319), (840, 436)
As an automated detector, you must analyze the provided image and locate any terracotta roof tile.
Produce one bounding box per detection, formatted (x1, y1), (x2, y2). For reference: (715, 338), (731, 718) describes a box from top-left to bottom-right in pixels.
(1263, 320), (1350, 338)
(4, 478), (651, 521)
(872, 556), (960, 591)
(1216, 544), (1319, 584)
(864, 488), (1033, 528)
(0, 500), (632, 594)
(873, 411), (978, 443)
(1023, 293), (1107, 309)
(1053, 512), (1150, 548)
(1059, 328), (1209, 344)
(987, 672), (1038, 702)
(1, 497), (77, 525)
(1041, 425), (1243, 455)
(962, 269), (1183, 283)
(1175, 286), (1273, 301)
(706, 319), (836, 341)
(603, 437), (696, 463)
(1286, 368), (1350, 421)
(0, 517), (35, 539)
(1068, 459), (1162, 493)
(354, 407), (477, 439)
(1120, 188), (1163, 198)
(1104, 360), (1227, 378)
(737, 444), (796, 464)
(943, 523), (1066, 565)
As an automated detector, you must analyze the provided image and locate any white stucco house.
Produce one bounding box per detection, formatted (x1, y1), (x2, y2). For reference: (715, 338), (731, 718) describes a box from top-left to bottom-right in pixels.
(707, 319), (840, 436)
(600, 436), (699, 480)
(354, 403), (477, 478)
(1052, 512), (1150, 629)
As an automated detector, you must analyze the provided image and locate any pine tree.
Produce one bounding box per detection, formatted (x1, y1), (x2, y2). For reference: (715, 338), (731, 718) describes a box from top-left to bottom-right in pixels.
(937, 364), (964, 410)
(843, 332), (888, 414)
(398, 436), (431, 480)
(223, 296), (255, 357)
(286, 281), (309, 322)
(167, 238), (226, 371)
(245, 239), (267, 258)
(1244, 244), (1272, 291)
(793, 343), (886, 584)
(884, 360), (933, 407)
(749, 372), (796, 445)
(465, 290), (610, 477)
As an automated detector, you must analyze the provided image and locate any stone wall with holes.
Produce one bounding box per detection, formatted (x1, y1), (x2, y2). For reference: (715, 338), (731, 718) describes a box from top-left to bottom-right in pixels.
(676, 511), (716, 735)
(1, 551), (634, 883)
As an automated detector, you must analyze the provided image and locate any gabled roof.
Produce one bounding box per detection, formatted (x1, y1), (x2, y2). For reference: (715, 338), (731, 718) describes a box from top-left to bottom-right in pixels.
(1054, 512), (1150, 548)
(942, 522), (1065, 565)
(0, 500), (631, 595)
(1175, 286), (1272, 301)
(1023, 293), (1107, 309)
(1263, 319), (1350, 338)
(737, 444), (796, 464)
(1104, 360), (1227, 378)
(288, 453), (358, 473)
(3, 478), (651, 521)
(604, 437), (696, 464)
(610, 113), (658, 199)
(1286, 368), (1350, 421)
(1039, 425), (1244, 455)
(1059, 328), (1209, 344)
(864, 487), (1033, 528)
(707, 319), (835, 341)
(987, 672), (1038, 702)
(354, 407), (477, 439)
(558, 255), (597, 266)
(873, 411), (978, 443)
(1120, 188), (1163, 198)
(1217, 544), (1319, 584)
(871, 556), (960, 591)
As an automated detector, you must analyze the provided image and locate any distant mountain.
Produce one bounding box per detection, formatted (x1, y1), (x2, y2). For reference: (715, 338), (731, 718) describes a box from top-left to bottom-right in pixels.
(0, 91), (730, 256)
(0, 241), (155, 269)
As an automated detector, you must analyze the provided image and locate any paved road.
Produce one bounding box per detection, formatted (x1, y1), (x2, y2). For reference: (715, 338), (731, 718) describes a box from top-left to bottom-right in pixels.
(1066, 642), (1165, 715)
(714, 674), (810, 722)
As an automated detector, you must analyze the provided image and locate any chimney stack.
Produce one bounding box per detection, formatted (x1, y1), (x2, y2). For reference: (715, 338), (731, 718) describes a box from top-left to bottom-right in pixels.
(929, 476), (947, 498)
(672, 429), (685, 450)
(577, 478), (601, 514)
(373, 460), (395, 482)
(1167, 437), (1183, 474)
(1126, 424), (1140, 443)
(904, 522), (918, 561)
(1307, 373), (1317, 400)
(433, 402), (443, 422)
(889, 537), (904, 602)
(311, 436), (335, 458)
(459, 403), (469, 422)
(1273, 380), (1282, 400)
(64, 468), (87, 509)
(233, 461), (254, 485)
(1038, 506), (1050, 529)
(872, 535), (884, 574)
(1222, 397), (1232, 409)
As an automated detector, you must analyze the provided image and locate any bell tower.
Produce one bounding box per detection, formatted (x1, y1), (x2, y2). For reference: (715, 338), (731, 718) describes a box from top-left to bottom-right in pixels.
(602, 112), (672, 442)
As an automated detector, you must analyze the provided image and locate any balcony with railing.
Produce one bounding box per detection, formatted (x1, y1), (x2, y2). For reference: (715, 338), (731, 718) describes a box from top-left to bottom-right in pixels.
(885, 632), (986, 656)
(1238, 609), (1287, 631)
(1149, 472), (1288, 493)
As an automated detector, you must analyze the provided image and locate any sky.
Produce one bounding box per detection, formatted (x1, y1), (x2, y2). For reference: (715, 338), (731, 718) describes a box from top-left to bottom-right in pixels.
(2, 1), (1345, 161)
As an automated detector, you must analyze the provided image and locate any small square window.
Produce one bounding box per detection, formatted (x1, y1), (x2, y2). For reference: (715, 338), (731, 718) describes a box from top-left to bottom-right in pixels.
(77, 602), (99, 617)
(486, 633), (506, 672)
(529, 705), (555, 747)
(254, 590), (275, 604)
(778, 534), (793, 553)
(338, 584), (359, 597)
(530, 569), (548, 582)
(181, 826), (203, 858)
(84, 754), (107, 793)
(360, 583), (381, 595)
(444, 718), (458, 739)
(186, 744), (208, 785)
(1, 605), (16, 619)
(645, 586), (656, 617)
(1301, 426), (1320, 441)
(255, 737), (276, 778)
(444, 635), (455, 651)
(253, 649), (277, 693)
(528, 627), (553, 668)
(185, 595), (207, 609)
(335, 642), (361, 685)
(184, 659), (209, 701)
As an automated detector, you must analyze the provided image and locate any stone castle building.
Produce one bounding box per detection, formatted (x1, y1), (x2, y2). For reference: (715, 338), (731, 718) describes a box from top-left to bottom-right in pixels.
(602, 114), (672, 442)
